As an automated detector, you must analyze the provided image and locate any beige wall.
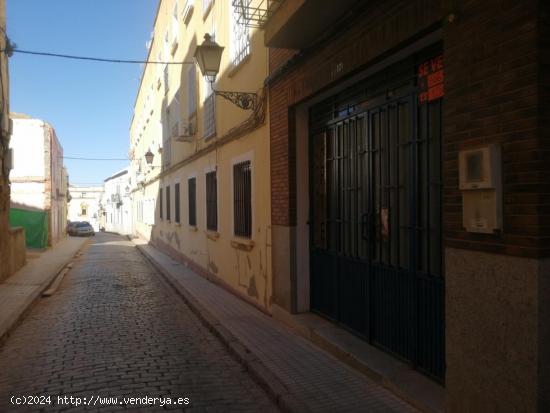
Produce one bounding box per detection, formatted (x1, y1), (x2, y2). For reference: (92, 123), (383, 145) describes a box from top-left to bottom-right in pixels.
(130, 0), (272, 310)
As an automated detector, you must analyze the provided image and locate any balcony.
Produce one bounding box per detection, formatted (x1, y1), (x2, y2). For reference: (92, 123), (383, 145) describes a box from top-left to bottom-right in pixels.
(262, 0), (360, 49)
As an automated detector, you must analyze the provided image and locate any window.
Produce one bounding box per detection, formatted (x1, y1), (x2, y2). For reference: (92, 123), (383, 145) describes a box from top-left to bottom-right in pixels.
(188, 177), (196, 226)
(175, 183), (181, 224)
(164, 30), (170, 59)
(171, 2), (179, 54)
(188, 66), (197, 118)
(206, 170), (217, 231)
(164, 65), (169, 94)
(202, 0), (213, 17)
(166, 185), (171, 221)
(231, 1), (250, 67)
(203, 80), (215, 138)
(160, 188), (163, 220)
(163, 109), (171, 166)
(233, 160), (251, 238)
(182, 0), (195, 24)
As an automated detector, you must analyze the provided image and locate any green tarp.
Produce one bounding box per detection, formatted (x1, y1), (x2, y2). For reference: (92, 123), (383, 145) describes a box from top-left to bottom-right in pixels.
(9, 208), (48, 248)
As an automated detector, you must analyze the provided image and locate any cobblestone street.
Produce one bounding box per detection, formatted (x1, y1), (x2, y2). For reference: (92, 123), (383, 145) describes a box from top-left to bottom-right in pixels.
(0, 233), (279, 412)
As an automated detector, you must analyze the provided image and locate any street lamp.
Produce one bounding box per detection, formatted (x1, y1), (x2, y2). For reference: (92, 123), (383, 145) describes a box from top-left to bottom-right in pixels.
(144, 149), (154, 165)
(194, 34), (258, 110)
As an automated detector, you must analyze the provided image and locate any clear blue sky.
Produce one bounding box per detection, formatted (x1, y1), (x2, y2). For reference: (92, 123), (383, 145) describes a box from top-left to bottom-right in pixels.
(7, 0), (159, 185)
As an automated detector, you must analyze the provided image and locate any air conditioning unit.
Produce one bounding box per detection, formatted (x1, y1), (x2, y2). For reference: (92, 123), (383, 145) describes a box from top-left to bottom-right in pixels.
(174, 121), (195, 142)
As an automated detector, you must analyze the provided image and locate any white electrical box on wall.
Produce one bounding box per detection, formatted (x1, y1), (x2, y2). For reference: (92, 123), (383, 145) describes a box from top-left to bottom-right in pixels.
(458, 144), (502, 233)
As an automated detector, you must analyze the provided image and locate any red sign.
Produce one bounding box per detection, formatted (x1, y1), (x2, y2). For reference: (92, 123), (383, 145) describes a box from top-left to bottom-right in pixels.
(418, 55), (444, 103)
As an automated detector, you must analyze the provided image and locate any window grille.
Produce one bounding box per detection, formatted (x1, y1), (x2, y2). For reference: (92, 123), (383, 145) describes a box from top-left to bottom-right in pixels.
(160, 188), (163, 220)
(231, 0), (284, 28)
(203, 91), (216, 138)
(175, 183), (181, 223)
(206, 171), (217, 231)
(188, 177), (197, 226)
(163, 111), (171, 166)
(188, 66), (197, 117)
(166, 185), (171, 221)
(164, 65), (169, 95)
(231, 2), (250, 67)
(233, 160), (251, 238)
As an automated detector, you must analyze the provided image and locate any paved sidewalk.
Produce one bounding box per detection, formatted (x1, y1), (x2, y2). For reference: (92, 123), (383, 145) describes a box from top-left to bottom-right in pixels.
(134, 239), (418, 413)
(0, 236), (89, 342)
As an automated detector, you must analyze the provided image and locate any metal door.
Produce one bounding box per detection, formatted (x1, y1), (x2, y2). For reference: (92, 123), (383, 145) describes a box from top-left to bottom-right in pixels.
(310, 93), (445, 381)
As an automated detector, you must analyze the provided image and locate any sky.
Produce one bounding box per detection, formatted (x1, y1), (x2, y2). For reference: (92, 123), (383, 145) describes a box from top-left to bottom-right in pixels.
(7, 0), (159, 186)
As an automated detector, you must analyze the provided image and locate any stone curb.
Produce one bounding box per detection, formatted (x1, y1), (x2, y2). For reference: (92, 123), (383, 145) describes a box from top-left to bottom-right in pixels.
(135, 243), (312, 413)
(0, 239), (91, 345)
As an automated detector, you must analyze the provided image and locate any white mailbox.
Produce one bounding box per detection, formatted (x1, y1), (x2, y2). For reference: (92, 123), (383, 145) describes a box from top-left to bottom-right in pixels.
(458, 145), (502, 233)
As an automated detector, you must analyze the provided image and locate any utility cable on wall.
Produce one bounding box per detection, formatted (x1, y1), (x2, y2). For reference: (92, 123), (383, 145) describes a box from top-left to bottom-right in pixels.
(0, 48), (195, 65)
(62, 156), (132, 161)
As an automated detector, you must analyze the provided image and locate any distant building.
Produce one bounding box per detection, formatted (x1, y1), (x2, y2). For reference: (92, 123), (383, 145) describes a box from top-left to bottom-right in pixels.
(67, 186), (103, 232)
(103, 168), (132, 235)
(9, 114), (68, 248)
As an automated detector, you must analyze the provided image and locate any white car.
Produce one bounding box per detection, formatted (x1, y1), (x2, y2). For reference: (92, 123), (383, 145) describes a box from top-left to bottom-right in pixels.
(73, 221), (95, 237)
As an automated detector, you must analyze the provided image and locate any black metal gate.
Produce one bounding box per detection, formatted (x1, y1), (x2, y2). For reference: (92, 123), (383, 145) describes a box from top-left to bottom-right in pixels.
(309, 60), (445, 381)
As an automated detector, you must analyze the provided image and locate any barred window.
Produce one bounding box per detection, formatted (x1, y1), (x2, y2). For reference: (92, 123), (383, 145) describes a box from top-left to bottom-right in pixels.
(166, 185), (171, 221)
(188, 177), (197, 226)
(164, 65), (169, 95)
(188, 66), (197, 117)
(206, 171), (217, 231)
(159, 187), (163, 220)
(175, 183), (181, 224)
(162, 111), (171, 167)
(231, 1), (250, 67)
(233, 160), (251, 238)
(203, 83), (215, 138)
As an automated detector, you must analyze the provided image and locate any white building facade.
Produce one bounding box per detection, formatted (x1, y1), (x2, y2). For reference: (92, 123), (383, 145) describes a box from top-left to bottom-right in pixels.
(67, 186), (104, 232)
(103, 168), (132, 235)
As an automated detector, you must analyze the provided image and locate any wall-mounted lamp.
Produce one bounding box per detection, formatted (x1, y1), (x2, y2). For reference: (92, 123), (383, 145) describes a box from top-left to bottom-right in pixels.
(144, 149), (161, 169)
(194, 34), (258, 110)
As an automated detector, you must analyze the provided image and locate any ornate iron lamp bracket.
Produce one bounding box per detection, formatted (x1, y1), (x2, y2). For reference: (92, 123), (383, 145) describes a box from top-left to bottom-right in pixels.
(211, 82), (257, 110)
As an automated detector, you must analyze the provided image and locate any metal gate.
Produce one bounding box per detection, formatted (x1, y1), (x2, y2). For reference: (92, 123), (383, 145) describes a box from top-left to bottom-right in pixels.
(310, 85), (445, 380)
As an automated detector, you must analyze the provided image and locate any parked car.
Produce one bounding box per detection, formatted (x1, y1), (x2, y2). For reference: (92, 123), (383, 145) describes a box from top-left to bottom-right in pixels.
(74, 221), (95, 237)
(67, 221), (80, 236)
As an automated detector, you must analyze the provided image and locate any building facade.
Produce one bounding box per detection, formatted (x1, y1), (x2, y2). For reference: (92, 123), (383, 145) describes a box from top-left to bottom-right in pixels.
(67, 186), (104, 232)
(261, 0), (550, 411)
(9, 115), (68, 248)
(0, 0), (25, 281)
(129, 0), (271, 310)
(103, 168), (132, 235)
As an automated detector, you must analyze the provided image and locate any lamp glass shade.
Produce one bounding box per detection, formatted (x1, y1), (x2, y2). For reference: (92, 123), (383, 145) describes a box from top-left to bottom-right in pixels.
(194, 34), (224, 82)
(144, 150), (154, 165)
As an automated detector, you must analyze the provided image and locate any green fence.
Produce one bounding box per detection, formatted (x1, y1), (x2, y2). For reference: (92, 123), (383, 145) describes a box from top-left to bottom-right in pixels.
(9, 208), (48, 249)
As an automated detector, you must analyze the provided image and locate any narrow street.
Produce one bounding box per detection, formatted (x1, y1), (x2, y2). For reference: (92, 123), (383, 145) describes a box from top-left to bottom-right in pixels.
(0, 233), (279, 412)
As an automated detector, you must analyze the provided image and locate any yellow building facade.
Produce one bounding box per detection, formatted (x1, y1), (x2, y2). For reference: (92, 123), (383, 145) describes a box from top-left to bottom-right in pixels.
(129, 0), (272, 310)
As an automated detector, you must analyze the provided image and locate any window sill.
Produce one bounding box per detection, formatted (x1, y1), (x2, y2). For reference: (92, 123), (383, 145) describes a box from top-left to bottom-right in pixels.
(231, 238), (254, 251)
(175, 222), (181, 227)
(205, 230), (219, 241)
(189, 225), (198, 232)
(228, 53), (251, 78)
(203, 131), (216, 141)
